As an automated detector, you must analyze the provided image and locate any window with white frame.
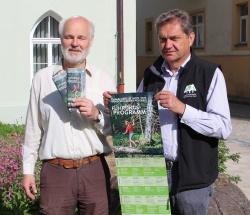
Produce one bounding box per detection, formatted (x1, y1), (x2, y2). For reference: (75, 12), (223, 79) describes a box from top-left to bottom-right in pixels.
(192, 13), (204, 48)
(240, 4), (248, 43)
(32, 16), (61, 74)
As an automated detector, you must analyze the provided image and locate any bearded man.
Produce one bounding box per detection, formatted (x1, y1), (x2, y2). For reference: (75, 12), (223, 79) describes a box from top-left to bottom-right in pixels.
(22, 16), (115, 215)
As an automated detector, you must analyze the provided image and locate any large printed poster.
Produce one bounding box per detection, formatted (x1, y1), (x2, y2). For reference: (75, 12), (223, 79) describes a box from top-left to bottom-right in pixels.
(109, 92), (171, 215)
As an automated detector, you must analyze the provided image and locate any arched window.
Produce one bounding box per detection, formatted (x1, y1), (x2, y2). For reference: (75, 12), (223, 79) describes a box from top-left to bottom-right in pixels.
(32, 15), (61, 74)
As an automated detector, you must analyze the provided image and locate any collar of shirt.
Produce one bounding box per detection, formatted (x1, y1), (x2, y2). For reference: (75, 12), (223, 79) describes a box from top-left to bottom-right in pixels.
(161, 55), (191, 77)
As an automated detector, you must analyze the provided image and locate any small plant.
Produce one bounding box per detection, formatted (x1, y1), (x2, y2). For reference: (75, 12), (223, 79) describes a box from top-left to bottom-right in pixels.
(218, 140), (241, 183)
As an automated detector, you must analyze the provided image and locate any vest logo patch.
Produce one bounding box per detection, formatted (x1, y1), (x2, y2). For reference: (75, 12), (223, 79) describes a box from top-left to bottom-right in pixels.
(184, 84), (197, 98)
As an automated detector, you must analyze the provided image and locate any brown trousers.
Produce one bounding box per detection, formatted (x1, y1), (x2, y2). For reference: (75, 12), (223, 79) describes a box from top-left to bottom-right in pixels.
(39, 156), (110, 215)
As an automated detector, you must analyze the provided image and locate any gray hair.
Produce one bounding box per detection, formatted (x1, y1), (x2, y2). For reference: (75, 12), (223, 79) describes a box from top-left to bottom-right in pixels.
(58, 16), (95, 38)
(155, 9), (193, 35)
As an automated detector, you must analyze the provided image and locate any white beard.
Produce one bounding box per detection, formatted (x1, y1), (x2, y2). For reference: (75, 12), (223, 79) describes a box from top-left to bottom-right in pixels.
(61, 47), (89, 65)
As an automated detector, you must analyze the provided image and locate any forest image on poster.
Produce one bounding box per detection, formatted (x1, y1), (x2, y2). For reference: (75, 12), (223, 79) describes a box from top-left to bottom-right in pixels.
(109, 92), (163, 156)
(109, 92), (171, 214)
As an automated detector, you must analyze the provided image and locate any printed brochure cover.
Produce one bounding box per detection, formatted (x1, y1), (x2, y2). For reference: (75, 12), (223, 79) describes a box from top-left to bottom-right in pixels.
(52, 68), (86, 111)
(52, 69), (67, 104)
(109, 92), (171, 215)
(66, 68), (86, 104)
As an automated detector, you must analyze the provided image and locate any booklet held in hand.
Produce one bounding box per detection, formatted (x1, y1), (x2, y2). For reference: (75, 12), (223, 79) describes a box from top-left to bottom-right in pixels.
(52, 68), (86, 112)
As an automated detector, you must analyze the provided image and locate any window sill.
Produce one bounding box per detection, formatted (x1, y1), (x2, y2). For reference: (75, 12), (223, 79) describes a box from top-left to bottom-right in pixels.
(193, 46), (205, 50)
(234, 43), (248, 47)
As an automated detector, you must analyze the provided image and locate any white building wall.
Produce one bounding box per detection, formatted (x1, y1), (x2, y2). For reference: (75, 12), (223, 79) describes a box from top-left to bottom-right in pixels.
(0, 0), (137, 123)
(124, 0), (137, 92)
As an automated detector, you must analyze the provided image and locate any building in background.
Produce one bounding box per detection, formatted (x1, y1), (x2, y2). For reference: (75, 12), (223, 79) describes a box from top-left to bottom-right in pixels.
(1, 0), (249, 123)
(136, 0), (250, 104)
(0, 0), (136, 123)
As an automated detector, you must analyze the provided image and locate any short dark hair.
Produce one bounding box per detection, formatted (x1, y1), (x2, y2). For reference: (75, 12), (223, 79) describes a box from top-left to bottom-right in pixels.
(155, 9), (193, 35)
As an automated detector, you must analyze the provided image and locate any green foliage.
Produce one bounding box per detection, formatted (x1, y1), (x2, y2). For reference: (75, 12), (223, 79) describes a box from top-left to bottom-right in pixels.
(1, 183), (39, 215)
(0, 122), (24, 138)
(113, 133), (129, 146)
(151, 132), (162, 145)
(218, 140), (241, 183)
(137, 133), (163, 154)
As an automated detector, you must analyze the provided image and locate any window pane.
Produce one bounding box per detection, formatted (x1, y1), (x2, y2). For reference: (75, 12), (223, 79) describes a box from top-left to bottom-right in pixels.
(192, 14), (204, 48)
(197, 26), (203, 47)
(241, 19), (247, 42)
(34, 17), (49, 38)
(192, 16), (197, 25)
(240, 4), (248, 16)
(50, 16), (60, 38)
(52, 44), (62, 64)
(33, 44), (48, 73)
(198, 15), (203, 23)
(145, 21), (153, 52)
(42, 44), (47, 63)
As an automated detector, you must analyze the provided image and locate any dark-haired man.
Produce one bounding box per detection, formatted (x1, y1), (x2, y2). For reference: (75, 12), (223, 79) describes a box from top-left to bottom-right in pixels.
(138, 9), (232, 215)
(104, 8), (231, 215)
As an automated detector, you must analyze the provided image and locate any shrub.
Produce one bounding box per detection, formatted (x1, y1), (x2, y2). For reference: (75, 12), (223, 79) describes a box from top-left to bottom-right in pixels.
(218, 139), (241, 183)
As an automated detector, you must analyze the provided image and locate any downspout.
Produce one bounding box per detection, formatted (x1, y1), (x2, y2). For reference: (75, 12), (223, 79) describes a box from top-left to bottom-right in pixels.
(116, 0), (124, 93)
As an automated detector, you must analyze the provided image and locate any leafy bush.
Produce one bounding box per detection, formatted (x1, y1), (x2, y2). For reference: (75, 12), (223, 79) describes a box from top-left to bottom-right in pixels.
(218, 139), (240, 183)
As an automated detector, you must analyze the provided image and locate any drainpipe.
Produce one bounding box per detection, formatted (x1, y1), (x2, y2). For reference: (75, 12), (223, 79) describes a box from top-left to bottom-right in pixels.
(116, 0), (124, 93)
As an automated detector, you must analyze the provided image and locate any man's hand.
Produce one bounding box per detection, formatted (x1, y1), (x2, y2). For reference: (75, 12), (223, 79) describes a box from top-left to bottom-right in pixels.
(154, 91), (186, 115)
(71, 98), (99, 121)
(103, 91), (115, 108)
(22, 174), (37, 200)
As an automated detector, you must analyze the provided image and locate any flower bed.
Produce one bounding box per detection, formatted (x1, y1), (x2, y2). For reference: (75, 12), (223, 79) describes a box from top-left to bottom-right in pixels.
(0, 123), (39, 214)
